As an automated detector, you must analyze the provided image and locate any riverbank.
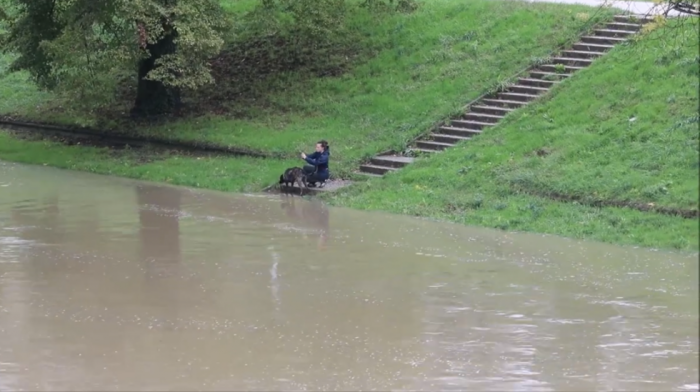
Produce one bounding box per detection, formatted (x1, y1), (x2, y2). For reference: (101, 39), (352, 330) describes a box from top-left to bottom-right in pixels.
(0, 1), (697, 251)
(1, 0), (614, 178)
(329, 19), (700, 250)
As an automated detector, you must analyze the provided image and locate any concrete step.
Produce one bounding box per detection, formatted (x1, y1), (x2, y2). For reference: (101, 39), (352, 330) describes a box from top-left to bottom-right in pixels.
(481, 98), (527, 109)
(463, 112), (504, 123)
(356, 171), (383, 178)
(415, 140), (453, 151)
(508, 84), (550, 95)
(561, 50), (604, 59)
(572, 42), (615, 52)
(496, 92), (540, 102)
(552, 57), (593, 67)
(580, 35), (627, 46)
(428, 133), (471, 144)
(538, 64), (586, 74)
(359, 164), (396, 176)
(614, 14), (654, 24)
(518, 78), (559, 88)
(470, 105), (514, 116)
(593, 29), (635, 39)
(408, 148), (437, 154)
(370, 155), (414, 168)
(451, 119), (494, 130)
(438, 126), (483, 138)
(606, 22), (642, 32)
(528, 71), (570, 80)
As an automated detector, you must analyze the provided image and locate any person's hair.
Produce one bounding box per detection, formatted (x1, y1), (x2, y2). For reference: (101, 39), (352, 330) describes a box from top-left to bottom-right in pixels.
(316, 140), (329, 152)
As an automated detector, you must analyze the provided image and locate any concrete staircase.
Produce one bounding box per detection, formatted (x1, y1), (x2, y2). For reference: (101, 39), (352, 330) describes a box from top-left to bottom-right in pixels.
(358, 14), (652, 177)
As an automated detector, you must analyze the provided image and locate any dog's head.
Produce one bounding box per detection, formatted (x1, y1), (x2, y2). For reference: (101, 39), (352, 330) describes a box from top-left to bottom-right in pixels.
(279, 174), (286, 184)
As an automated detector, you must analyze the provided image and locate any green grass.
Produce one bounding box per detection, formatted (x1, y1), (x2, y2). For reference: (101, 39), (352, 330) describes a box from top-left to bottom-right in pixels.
(327, 21), (700, 251)
(0, 0), (614, 177)
(0, 131), (297, 193)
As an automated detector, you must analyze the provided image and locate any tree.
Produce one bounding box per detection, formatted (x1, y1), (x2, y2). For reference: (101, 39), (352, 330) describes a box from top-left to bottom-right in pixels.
(663, 0), (699, 15)
(595, 0), (699, 51)
(0, 0), (229, 117)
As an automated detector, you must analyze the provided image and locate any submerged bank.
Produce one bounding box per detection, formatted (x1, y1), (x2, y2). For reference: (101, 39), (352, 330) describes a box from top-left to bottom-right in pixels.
(1, 126), (696, 252)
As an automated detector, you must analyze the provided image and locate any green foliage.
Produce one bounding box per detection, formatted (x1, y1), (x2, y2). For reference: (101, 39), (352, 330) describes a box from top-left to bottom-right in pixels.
(0, 0), (229, 109)
(223, 0), (356, 78)
(360, 0), (419, 13)
(0, 0), (63, 89)
(0, 0), (418, 111)
(132, 0), (230, 88)
(0, 0), (615, 172)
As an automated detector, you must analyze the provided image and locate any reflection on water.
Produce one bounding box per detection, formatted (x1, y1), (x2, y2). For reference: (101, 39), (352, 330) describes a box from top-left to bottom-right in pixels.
(279, 194), (330, 250)
(137, 184), (182, 277)
(0, 161), (698, 391)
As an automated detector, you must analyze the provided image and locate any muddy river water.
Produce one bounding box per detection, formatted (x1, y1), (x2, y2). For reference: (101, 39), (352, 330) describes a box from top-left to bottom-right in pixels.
(0, 162), (697, 391)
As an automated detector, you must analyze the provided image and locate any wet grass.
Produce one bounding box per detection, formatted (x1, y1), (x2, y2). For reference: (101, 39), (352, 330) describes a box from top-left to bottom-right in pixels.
(0, 0), (614, 178)
(0, 130), (297, 193)
(328, 21), (700, 251)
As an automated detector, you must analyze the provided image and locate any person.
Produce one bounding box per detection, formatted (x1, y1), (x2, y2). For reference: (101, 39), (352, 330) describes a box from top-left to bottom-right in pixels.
(301, 140), (330, 187)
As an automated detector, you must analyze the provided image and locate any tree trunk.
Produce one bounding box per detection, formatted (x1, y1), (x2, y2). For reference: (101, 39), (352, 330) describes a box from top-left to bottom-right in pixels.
(130, 27), (181, 118)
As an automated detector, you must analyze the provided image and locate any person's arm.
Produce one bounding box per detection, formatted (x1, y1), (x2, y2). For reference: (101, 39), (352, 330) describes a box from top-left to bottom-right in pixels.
(304, 152), (324, 166)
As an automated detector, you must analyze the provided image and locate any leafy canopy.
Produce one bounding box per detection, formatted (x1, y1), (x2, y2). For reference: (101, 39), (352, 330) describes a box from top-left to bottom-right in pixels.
(0, 0), (229, 103)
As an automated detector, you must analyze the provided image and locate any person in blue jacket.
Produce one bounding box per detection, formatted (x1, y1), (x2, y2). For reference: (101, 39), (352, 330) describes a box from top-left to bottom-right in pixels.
(301, 140), (330, 187)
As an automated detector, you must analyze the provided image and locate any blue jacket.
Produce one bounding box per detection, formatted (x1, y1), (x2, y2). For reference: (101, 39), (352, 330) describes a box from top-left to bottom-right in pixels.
(304, 150), (330, 179)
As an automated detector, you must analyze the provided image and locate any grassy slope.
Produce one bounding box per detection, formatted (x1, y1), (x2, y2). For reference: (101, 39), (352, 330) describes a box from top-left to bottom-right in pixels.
(329, 21), (700, 251)
(1, 2), (695, 251)
(0, 0), (613, 177)
(0, 132), (299, 192)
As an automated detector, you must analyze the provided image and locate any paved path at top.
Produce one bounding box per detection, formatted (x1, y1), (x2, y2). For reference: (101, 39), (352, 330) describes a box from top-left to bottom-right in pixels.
(517, 0), (687, 16)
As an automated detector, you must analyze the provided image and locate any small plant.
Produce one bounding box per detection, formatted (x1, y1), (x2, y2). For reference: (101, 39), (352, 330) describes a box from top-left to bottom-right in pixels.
(529, 56), (552, 67)
(487, 79), (513, 94)
(553, 63), (566, 73)
(494, 202), (508, 211)
(360, 0), (418, 13)
(534, 147), (551, 156)
(396, 0), (419, 13)
(527, 202), (543, 219)
(467, 194), (484, 209)
(462, 31), (478, 41)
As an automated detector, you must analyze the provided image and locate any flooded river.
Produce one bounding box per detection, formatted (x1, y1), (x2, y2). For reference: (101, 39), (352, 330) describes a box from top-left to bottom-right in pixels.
(0, 162), (697, 391)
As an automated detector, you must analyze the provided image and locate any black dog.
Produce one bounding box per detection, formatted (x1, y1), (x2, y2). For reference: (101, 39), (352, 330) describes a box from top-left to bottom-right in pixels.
(279, 167), (308, 195)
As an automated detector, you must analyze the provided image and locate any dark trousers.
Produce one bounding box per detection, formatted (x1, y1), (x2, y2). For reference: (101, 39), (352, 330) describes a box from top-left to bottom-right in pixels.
(303, 165), (328, 184)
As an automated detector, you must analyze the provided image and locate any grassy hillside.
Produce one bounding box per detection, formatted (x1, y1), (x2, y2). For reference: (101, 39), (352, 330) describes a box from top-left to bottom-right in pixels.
(0, 0), (613, 177)
(2, 1), (696, 251)
(329, 21), (700, 251)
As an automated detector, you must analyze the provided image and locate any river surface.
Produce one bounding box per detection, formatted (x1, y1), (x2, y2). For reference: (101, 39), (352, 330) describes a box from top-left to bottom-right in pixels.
(0, 162), (697, 391)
